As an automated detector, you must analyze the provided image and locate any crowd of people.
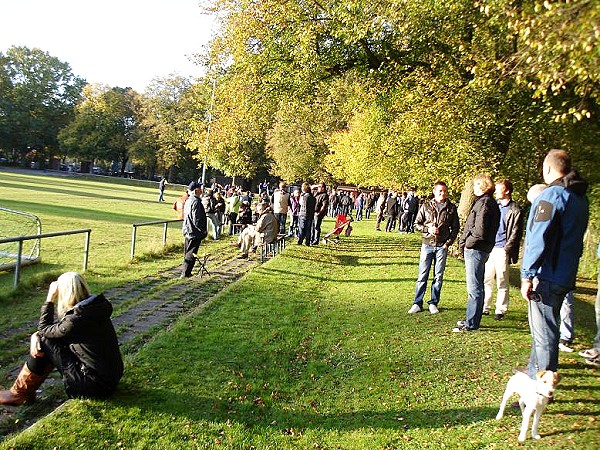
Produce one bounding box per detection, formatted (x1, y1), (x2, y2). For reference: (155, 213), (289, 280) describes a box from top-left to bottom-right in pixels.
(161, 149), (600, 376)
(3, 148), (594, 408)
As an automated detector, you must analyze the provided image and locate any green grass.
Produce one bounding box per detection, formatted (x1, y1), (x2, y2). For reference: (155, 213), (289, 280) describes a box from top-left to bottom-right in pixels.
(0, 172), (598, 448)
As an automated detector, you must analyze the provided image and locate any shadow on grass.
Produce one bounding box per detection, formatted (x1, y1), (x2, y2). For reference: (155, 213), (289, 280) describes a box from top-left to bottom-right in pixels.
(260, 266), (416, 284)
(0, 198), (160, 225)
(114, 385), (499, 431)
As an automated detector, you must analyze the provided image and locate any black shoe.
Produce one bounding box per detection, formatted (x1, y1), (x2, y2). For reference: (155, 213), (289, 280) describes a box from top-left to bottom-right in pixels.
(482, 311), (490, 316)
(495, 313), (504, 321)
(239, 253), (248, 259)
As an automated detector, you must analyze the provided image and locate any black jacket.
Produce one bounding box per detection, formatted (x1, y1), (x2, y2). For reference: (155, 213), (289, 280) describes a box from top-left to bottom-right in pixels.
(300, 192), (316, 217)
(183, 195), (208, 240)
(503, 200), (523, 264)
(314, 191), (329, 218)
(414, 198), (460, 247)
(459, 193), (501, 253)
(38, 294), (123, 392)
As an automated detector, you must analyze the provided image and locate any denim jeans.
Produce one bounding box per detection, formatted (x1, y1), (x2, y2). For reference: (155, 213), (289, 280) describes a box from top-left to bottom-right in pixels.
(464, 248), (490, 330)
(274, 213), (287, 235)
(559, 290), (574, 343)
(595, 272), (600, 349)
(527, 278), (570, 378)
(206, 213), (221, 240)
(312, 214), (325, 245)
(413, 244), (448, 307)
(297, 215), (313, 246)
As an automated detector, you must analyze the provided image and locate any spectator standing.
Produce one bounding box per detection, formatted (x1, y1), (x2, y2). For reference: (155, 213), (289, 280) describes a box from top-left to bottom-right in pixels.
(340, 193), (352, 216)
(454, 174), (500, 332)
(225, 191), (242, 235)
(356, 193), (364, 221)
(482, 179), (523, 320)
(401, 188), (418, 232)
(201, 188), (220, 240)
(288, 189), (301, 237)
(214, 191), (225, 234)
(385, 192), (398, 232)
(375, 192), (386, 231)
(408, 182), (460, 315)
(312, 183), (329, 245)
(181, 182), (208, 278)
(273, 182), (290, 234)
(329, 189), (339, 217)
(520, 149), (588, 378)
(298, 183), (316, 246)
(577, 243), (600, 366)
(365, 193), (374, 219)
(158, 177), (167, 202)
(173, 189), (189, 220)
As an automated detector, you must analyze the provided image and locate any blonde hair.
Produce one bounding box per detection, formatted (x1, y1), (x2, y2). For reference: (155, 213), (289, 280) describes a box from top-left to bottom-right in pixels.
(56, 272), (90, 317)
(473, 173), (494, 195)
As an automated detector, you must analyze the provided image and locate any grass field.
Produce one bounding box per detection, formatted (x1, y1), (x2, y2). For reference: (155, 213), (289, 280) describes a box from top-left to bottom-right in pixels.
(0, 170), (598, 449)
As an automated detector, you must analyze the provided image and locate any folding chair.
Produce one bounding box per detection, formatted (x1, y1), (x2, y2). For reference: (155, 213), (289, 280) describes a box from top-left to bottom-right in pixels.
(193, 253), (211, 277)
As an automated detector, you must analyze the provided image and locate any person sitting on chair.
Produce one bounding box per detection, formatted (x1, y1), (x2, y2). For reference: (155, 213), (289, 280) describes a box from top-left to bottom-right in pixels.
(0, 272), (123, 405)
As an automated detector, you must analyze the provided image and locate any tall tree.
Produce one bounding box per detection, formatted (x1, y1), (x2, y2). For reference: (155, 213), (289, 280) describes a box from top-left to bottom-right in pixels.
(0, 46), (85, 164)
(58, 84), (141, 175)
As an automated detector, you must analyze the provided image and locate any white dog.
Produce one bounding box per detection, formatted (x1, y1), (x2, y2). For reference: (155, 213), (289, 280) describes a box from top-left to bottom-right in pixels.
(496, 370), (561, 442)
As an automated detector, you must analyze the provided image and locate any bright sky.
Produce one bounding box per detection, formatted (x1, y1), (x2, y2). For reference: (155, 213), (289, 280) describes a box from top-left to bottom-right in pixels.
(0, 0), (216, 92)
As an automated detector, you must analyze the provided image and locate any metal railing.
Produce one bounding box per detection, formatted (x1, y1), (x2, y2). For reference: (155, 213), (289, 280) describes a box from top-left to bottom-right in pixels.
(0, 229), (92, 288)
(131, 219), (182, 259)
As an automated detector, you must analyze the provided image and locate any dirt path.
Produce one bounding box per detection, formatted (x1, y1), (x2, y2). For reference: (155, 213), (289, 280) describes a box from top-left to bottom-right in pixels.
(0, 248), (263, 436)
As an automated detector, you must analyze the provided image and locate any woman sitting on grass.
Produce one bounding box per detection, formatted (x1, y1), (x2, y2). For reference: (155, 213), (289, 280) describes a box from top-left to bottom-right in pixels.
(0, 272), (123, 405)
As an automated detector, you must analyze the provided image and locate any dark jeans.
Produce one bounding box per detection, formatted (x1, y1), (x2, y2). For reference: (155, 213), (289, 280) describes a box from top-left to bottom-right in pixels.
(297, 216), (313, 246)
(274, 212), (287, 235)
(27, 337), (115, 398)
(464, 248), (490, 330)
(183, 236), (202, 277)
(527, 279), (570, 378)
(312, 214), (325, 244)
(228, 212), (238, 235)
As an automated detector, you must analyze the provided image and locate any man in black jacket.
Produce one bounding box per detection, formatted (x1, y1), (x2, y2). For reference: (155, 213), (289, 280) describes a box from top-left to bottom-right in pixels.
(181, 182), (208, 278)
(408, 182), (460, 315)
(312, 182), (329, 245)
(483, 179), (523, 320)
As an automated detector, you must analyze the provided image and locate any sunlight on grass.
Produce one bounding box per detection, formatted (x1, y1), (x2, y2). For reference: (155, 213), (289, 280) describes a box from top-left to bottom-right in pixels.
(0, 173), (598, 449)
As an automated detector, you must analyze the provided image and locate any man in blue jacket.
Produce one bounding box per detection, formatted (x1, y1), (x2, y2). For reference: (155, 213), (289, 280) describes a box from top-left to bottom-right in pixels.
(521, 149), (589, 378)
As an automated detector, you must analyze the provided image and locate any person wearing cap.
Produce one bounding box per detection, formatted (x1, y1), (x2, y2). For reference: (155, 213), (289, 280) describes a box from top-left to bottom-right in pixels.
(181, 182), (207, 278)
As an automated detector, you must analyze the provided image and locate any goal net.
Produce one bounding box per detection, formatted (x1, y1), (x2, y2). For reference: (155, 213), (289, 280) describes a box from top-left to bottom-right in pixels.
(0, 207), (42, 270)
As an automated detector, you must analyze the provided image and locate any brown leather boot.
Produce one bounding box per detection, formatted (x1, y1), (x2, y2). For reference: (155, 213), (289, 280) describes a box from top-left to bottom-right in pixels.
(0, 364), (50, 405)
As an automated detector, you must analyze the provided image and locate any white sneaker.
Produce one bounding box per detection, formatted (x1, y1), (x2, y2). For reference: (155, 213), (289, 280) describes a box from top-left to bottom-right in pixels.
(408, 304), (423, 314)
(428, 304), (439, 314)
(559, 342), (573, 353)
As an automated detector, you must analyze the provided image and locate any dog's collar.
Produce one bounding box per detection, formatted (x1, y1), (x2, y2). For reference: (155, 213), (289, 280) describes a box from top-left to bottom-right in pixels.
(536, 390), (552, 399)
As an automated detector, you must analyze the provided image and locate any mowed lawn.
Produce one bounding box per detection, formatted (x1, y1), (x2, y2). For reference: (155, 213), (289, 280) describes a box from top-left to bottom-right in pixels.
(0, 171), (599, 449)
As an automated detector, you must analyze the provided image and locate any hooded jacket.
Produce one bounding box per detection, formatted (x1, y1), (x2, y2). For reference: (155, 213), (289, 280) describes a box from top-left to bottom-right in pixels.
(521, 170), (589, 289)
(38, 294), (123, 391)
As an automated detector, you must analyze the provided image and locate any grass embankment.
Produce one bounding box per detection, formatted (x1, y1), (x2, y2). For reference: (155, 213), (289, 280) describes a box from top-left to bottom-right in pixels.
(1, 199), (598, 448)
